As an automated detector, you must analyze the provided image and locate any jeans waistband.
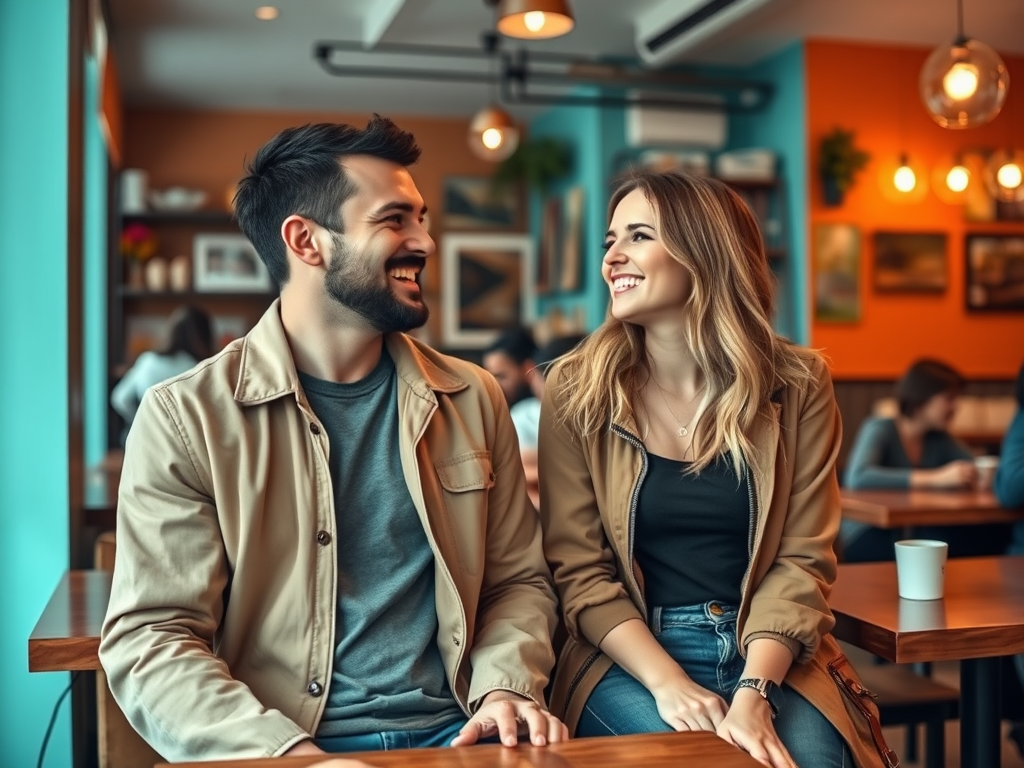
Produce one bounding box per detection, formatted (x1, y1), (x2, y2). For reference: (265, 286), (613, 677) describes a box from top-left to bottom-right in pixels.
(648, 602), (738, 633)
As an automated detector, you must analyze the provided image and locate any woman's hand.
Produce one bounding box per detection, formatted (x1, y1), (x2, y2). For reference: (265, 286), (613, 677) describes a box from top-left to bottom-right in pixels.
(925, 460), (977, 489)
(649, 671), (729, 732)
(716, 689), (796, 768)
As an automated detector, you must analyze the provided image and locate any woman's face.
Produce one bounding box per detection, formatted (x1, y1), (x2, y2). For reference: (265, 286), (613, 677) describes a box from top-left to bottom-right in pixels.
(601, 189), (692, 328)
(915, 390), (959, 430)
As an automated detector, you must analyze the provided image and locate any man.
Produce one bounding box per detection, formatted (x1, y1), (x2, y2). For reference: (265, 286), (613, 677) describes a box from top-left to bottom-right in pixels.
(482, 325), (537, 407)
(100, 116), (563, 762)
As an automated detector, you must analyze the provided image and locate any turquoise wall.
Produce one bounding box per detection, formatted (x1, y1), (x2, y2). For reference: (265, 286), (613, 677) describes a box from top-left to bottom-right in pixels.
(0, 1), (74, 766)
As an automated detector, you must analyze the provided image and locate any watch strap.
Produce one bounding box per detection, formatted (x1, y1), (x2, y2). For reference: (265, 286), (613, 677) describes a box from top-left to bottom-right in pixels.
(735, 677), (780, 718)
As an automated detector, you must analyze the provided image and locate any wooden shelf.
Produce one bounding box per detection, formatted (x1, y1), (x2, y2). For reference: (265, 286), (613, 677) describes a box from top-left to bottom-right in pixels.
(122, 210), (235, 226)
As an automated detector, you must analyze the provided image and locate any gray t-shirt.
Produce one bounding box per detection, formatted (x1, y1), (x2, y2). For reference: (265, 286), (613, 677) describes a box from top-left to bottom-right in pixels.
(300, 350), (462, 736)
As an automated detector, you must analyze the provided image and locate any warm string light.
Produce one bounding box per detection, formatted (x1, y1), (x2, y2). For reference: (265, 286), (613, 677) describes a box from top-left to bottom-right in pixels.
(946, 164), (970, 192)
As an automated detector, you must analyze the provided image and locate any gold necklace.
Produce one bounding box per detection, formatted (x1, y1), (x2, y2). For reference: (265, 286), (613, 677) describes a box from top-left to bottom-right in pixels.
(651, 377), (706, 438)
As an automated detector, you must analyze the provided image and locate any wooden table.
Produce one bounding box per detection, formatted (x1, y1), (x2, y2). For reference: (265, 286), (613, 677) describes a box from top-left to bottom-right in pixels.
(158, 732), (761, 768)
(830, 556), (1024, 767)
(29, 570), (111, 672)
(839, 489), (1022, 528)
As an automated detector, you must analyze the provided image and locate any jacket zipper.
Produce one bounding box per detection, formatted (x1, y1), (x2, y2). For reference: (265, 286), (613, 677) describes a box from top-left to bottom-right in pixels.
(610, 424), (649, 618)
(738, 460), (760, 606)
(563, 648), (600, 713)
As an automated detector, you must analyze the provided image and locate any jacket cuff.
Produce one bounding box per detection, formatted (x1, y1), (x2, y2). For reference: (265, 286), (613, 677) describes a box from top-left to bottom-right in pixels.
(744, 631), (804, 662)
(577, 598), (644, 647)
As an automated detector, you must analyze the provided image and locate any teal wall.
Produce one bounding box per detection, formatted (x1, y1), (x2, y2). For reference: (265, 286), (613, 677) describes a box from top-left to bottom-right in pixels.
(0, 1), (74, 766)
(84, 54), (109, 464)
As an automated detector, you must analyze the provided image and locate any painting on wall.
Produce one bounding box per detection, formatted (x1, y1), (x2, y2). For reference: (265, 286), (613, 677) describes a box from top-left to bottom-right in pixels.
(559, 186), (585, 292)
(813, 223), (861, 322)
(537, 197), (561, 295)
(442, 176), (521, 231)
(965, 234), (1024, 311)
(441, 234), (535, 347)
(193, 234), (272, 293)
(872, 232), (947, 293)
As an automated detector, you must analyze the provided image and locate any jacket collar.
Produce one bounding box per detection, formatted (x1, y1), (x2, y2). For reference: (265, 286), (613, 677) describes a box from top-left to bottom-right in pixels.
(233, 300), (468, 404)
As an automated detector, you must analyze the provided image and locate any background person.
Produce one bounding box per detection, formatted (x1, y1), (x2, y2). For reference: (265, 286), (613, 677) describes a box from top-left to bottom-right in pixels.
(482, 325), (537, 407)
(539, 171), (888, 768)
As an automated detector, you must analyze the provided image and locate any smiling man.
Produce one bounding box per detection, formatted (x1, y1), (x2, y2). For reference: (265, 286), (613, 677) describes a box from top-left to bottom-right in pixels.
(99, 117), (563, 763)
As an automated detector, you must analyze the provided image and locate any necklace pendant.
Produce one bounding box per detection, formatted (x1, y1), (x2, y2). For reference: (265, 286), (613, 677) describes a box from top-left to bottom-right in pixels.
(677, 426), (688, 437)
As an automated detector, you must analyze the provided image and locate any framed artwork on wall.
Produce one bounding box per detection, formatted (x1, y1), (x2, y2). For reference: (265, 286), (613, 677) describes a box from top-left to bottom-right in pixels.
(813, 223), (861, 322)
(441, 233), (535, 347)
(442, 176), (521, 231)
(193, 233), (272, 293)
(965, 234), (1024, 311)
(872, 232), (947, 293)
(559, 186), (585, 292)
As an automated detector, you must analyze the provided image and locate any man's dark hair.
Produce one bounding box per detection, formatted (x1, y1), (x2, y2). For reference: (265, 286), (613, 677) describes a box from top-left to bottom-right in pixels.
(534, 333), (586, 378)
(233, 115), (420, 287)
(485, 325), (537, 364)
(895, 358), (965, 417)
(158, 305), (213, 362)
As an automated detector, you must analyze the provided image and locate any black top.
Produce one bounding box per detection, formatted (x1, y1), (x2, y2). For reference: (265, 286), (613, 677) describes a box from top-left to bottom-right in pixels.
(634, 453), (751, 607)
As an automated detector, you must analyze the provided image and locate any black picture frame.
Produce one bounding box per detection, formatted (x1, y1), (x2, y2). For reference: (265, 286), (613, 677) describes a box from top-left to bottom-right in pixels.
(965, 234), (1024, 311)
(872, 231), (947, 293)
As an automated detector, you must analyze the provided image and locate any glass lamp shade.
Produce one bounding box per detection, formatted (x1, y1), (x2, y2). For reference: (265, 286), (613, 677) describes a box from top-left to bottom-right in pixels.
(985, 148), (1024, 202)
(920, 38), (1009, 128)
(878, 154), (928, 203)
(497, 0), (575, 40)
(468, 106), (520, 162)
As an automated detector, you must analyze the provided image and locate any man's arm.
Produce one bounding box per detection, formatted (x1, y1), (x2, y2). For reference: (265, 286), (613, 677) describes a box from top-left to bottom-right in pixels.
(99, 389), (309, 761)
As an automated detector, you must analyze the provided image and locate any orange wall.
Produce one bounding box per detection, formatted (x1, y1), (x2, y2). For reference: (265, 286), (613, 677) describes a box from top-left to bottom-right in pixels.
(123, 108), (512, 344)
(806, 40), (1024, 379)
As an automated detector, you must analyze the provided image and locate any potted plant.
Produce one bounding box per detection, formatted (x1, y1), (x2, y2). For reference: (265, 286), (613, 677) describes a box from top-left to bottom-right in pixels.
(818, 128), (870, 207)
(491, 137), (572, 195)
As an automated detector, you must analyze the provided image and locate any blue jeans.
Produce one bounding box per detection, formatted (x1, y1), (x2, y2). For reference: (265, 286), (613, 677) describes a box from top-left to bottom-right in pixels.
(577, 603), (851, 768)
(315, 716), (471, 753)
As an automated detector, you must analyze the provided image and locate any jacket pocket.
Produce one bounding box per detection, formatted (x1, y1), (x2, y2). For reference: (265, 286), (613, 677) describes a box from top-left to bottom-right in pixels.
(827, 654), (900, 768)
(434, 451), (494, 575)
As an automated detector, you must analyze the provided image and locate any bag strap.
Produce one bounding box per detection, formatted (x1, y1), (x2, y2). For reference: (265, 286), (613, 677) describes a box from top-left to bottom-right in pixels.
(827, 658), (900, 768)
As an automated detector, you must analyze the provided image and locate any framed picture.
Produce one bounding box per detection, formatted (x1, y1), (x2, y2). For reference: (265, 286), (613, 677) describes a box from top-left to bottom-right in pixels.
(872, 232), (947, 293)
(441, 233), (535, 347)
(537, 197), (561, 295)
(559, 186), (585, 292)
(193, 233), (272, 293)
(965, 234), (1024, 311)
(442, 176), (521, 231)
(813, 223), (861, 322)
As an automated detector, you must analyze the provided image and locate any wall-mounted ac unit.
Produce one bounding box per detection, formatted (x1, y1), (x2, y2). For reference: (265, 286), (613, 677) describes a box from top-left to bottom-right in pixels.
(635, 0), (779, 67)
(626, 91), (727, 148)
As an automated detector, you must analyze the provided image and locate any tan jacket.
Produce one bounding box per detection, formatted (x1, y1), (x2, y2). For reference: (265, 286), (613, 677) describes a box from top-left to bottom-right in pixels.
(99, 301), (558, 762)
(539, 353), (887, 768)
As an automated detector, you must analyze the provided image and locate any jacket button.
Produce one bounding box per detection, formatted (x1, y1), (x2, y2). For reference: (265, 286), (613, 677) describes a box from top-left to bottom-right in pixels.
(453, 636), (461, 647)
(316, 530), (331, 546)
(309, 423), (321, 435)
(307, 681), (324, 697)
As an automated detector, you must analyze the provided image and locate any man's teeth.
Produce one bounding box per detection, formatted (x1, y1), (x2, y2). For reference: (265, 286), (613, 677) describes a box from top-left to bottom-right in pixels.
(613, 276), (643, 291)
(389, 267), (418, 281)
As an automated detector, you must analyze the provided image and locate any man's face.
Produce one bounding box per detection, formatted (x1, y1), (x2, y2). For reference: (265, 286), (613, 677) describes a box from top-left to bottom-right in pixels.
(483, 350), (531, 405)
(322, 155), (433, 333)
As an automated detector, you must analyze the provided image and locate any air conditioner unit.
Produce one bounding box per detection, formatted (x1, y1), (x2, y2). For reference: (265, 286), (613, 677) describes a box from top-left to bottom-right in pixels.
(626, 91), (726, 148)
(635, 0), (779, 67)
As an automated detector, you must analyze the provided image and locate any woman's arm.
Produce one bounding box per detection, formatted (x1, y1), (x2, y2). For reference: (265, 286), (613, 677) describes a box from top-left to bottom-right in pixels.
(844, 417), (912, 490)
(995, 410), (1024, 509)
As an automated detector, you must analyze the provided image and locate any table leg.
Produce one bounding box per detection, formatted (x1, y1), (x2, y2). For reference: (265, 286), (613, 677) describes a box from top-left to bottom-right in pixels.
(960, 657), (1002, 767)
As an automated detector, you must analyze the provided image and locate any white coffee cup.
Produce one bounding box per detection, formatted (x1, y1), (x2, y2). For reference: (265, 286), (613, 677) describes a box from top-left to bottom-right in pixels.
(974, 455), (999, 491)
(894, 539), (948, 601)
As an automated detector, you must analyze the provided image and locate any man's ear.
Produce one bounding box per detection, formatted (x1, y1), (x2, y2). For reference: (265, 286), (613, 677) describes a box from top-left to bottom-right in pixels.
(281, 215), (327, 268)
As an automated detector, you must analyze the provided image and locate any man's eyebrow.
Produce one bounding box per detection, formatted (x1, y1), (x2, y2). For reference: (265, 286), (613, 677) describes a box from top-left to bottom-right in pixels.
(371, 201), (429, 217)
(604, 222), (655, 238)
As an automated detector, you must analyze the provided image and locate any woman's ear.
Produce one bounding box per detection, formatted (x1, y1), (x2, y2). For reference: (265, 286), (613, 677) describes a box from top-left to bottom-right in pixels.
(281, 215), (326, 268)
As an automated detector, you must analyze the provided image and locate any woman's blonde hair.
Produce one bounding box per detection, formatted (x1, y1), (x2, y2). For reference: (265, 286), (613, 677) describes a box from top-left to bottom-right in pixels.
(552, 170), (819, 474)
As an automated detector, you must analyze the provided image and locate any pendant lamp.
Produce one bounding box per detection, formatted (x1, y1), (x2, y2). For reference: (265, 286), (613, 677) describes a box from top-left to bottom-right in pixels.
(468, 106), (520, 162)
(920, 0), (1009, 129)
(496, 0), (575, 40)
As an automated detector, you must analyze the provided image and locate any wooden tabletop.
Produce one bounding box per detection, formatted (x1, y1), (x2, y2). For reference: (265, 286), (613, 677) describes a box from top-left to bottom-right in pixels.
(829, 556), (1024, 664)
(839, 489), (1022, 528)
(29, 570), (111, 672)
(159, 732), (761, 768)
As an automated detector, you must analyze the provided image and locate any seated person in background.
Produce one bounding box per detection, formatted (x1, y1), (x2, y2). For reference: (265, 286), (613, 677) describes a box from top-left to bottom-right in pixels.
(997, 361), (1024, 550)
(510, 333), (586, 510)
(840, 358), (1007, 561)
(482, 325), (537, 407)
(100, 117), (563, 764)
(110, 305), (213, 427)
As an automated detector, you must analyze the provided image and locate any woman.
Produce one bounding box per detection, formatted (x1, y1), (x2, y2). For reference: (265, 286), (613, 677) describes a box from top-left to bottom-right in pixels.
(111, 305), (213, 427)
(539, 171), (889, 768)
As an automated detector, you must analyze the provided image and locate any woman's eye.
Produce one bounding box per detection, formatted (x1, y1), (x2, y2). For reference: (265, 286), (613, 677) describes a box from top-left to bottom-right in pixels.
(602, 240), (614, 251)
(631, 231), (651, 242)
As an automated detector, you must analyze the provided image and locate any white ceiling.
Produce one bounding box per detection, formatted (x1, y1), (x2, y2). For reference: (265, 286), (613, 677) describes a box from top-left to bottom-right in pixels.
(107, 0), (1024, 119)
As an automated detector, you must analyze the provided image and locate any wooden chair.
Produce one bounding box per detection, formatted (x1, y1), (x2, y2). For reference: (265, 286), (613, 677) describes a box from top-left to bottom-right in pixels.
(94, 532), (164, 768)
(858, 664), (959, 768)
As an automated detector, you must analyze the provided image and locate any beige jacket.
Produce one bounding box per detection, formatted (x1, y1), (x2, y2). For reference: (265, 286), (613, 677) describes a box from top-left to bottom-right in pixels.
(99, 301), (558, 762)
(539, 353), (887, 768)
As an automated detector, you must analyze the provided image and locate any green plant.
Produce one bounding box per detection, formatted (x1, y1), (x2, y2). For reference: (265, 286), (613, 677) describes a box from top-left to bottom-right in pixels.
(819, 127), (870, 193)
(491, 137), (572, 195)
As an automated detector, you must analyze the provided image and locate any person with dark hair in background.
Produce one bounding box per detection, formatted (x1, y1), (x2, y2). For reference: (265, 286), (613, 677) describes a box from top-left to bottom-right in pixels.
(483, 325), (537, 407)
(110, 304), (213, 428)
(100, 116), (563, 765)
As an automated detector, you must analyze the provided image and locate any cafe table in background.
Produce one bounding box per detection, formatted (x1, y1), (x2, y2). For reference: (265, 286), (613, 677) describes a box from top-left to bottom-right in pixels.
(839, 489), (1022, 530)
(829, 556), (1024, 768)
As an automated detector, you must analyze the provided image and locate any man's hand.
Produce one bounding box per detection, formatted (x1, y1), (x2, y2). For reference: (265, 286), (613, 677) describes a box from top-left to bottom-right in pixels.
(450, 690), (568, 748)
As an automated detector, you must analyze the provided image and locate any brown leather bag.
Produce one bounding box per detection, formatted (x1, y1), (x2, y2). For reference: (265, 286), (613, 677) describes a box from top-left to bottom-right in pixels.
(827, 655), (900, 768)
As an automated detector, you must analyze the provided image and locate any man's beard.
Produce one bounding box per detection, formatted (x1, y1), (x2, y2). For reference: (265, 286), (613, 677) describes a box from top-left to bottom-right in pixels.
(325, 231), (429, 333)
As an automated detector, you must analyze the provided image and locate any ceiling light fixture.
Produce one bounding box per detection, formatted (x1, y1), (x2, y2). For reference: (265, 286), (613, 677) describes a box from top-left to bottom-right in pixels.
(496, 0), (575, 40)
(919, 0), (1009, 129)
(468, 106), (520, 161)
(254, 6), (279, 21)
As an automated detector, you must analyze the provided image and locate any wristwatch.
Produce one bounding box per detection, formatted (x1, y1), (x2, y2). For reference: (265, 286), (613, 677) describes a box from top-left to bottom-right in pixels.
(735, 678), (781, 718)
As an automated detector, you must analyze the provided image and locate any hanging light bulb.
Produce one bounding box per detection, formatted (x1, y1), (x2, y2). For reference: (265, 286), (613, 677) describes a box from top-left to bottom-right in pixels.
(894, 155), (917, 193)
(985, 149), (1024, 202)
(919, 0), (1009, 129)
(496, 0), (575, 40)
(945, 164), (970, 192)
(468, 106), (519, 162)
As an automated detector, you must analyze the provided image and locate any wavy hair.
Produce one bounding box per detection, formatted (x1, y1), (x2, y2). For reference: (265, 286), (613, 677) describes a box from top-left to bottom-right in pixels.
(551, 170), (819, 474)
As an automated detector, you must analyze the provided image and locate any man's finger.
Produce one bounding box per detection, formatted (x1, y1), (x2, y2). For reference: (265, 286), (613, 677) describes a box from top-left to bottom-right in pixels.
(449, 719), (488, 747)
(521, 706), (548, 746)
